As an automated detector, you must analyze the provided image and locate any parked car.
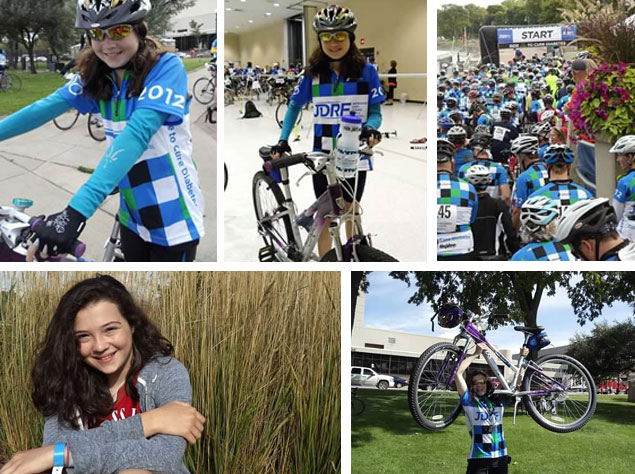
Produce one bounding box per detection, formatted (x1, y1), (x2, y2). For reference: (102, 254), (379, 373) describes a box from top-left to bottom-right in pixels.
(351, 366), (395, 390)
(392, 376), (408, 388)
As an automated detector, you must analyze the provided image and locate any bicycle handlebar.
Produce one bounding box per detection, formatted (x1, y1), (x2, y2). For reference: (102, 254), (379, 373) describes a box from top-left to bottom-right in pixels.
(264, 153), (311, 172)
(29, 217), (86, 259)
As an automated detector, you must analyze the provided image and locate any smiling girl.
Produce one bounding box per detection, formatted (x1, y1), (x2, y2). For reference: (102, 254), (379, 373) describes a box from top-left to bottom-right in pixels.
(0, 275), (204, 474)
(270, 4), (385, 258)
(0, 0), (204, 262)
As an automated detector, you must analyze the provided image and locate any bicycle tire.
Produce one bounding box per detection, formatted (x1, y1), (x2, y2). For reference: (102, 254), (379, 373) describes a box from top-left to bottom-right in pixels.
(320, 244), (398, 262)
(53, 108), (80, 130)
(224, 163), (228, 191)
(8, 73), (22, 91)
(88, 113), (106, 142)
(407, 342), (463, 431)
(193, 76), (215, 104)
(275, 100), (303, 129)
(0, 74), (11, 92)
(352, 396), (365, 416)
(252, 171), (295, 260)
(522, 354), (597, 433)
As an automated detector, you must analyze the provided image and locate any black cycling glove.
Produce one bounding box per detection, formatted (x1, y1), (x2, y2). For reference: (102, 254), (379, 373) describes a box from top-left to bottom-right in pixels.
(270, 139), (291, 156)
(33, 206), (86, 256)
(360, 127), (382, 143)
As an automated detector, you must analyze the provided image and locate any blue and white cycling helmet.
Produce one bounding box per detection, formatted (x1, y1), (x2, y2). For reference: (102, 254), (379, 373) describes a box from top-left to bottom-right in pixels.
(520, 196), (559, 233)
(313, 5), (357, 34)
(544, 144), (574, 164)
(438, 303), (464, 329)
(76, 0), (151, 29)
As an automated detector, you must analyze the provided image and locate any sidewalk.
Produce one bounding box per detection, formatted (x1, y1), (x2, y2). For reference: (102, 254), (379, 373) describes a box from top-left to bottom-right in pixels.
(0, 66), (217, 261)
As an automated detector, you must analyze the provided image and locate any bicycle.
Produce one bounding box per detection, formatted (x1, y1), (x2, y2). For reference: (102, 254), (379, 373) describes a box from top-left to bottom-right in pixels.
(252, 142), (398, 262)
(0, 69), (22, 92)
(352, 387), (365, 416)
(407, 308), (596, 433)
(52, 109), (106, 142)
(0, 197), (123, 262)
(192, 62), (216, 105)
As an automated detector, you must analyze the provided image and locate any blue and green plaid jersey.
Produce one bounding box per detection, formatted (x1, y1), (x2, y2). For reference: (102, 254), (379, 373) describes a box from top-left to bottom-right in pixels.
(614, 170), (635, 240)
(513, 161), (549, 208)
(57, 54), (204, 247)
(437, 172), (478, 232)
(614, 170), (635, 204)
(460, 391), (507, 460)
(458, 160), (509, 187)
(511, 241), (576, 261)
(289, 63), (384, 154)
(529, 179), (593, 216)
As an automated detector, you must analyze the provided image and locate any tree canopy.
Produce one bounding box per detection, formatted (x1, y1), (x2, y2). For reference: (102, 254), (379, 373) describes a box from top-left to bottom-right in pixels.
(567, 318), (635, 380)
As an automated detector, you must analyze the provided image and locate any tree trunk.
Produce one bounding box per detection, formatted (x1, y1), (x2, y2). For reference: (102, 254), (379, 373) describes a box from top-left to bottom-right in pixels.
(351, 272), (363, 332)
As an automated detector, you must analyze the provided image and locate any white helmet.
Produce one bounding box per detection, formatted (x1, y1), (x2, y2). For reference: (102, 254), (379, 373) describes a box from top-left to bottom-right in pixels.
(464, 164), (491, 189)
(541, 109), (556, 122)
(521, 196), (560, 234)
(555, 198), (617, 244)
(609, 135), (635, 154)
(511, 135), (539, 156)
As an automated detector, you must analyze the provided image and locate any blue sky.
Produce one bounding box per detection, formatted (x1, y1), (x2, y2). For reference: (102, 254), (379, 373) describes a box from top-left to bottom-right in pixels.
(362, 272), (633, 351)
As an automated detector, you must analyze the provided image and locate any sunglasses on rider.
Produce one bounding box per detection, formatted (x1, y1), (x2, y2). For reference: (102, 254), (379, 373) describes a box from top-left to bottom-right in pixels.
(319, 31), (349, 43)
(88, 24), (134, 42)
(472, 380), (487, 386)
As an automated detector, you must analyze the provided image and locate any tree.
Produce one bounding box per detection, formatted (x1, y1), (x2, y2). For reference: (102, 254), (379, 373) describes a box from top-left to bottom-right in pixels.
(189, 20), (203, 49)
(567, 318), (635, 382)
(146, 0), (196, 37)
(354, 272), (635, 333)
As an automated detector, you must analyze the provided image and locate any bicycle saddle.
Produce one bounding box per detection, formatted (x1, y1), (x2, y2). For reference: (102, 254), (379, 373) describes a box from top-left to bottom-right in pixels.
(514, 326), (544, 334)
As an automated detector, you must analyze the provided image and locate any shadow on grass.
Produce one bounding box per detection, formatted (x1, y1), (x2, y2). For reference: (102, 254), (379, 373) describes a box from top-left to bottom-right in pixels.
(351, 391), (634, 449)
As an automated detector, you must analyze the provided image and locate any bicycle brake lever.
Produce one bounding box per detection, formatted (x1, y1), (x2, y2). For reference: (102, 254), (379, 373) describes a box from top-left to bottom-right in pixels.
(295, 171), (311, 186)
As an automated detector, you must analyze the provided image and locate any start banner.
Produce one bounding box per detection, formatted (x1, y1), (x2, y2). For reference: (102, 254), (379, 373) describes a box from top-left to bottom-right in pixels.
(497, 25), (576, 46)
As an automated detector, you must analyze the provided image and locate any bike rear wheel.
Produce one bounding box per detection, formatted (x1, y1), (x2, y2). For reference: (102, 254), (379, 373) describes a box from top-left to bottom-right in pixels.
(407, 342), (463, 431)
(275, 100), (303, 128)
(252, 171), (295, 261)
(193, 77), (215, 104)
(352, 389), (365, 416)
(53, 108), (80, 130)
(522, 354), (596, 433)
(88, 113), (106, 142)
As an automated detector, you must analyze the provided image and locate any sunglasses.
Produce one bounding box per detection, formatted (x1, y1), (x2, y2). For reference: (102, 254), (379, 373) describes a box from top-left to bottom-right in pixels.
(472, 380), (487, 386)
(88, 24), (134, 42)
(319, 31), (349, 43)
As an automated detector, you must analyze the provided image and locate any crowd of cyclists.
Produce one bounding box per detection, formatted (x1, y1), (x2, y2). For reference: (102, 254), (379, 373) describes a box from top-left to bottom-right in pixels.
(437, 50), (635, 261)
(224, 61), (303, 103)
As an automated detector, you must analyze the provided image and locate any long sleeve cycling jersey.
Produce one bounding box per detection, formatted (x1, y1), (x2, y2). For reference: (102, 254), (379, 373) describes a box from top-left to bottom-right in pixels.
(613, 169), (635, 241)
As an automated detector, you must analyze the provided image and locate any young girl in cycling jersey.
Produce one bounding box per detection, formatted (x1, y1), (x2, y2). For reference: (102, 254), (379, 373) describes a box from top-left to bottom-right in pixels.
(0, 0), (204, 262)
(271, 4), (384, 258)
(455, 342), (529, 474)
(0, 275), (205, 474)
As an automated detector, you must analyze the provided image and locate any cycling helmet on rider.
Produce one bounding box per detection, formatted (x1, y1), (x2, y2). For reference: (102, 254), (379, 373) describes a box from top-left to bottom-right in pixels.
(465, 164), (492, 190)
(511, 135), (539, 156)
(447, 126), (467, 144)
(313, 4), (357, 33)
(520, 195), (560, 236)
(544, 144), (574, 164)
(76, 0), (151, 29)
(437, 138), (455, 163)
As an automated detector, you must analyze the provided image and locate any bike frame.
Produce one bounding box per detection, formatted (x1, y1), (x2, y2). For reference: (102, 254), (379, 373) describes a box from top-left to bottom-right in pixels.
(270, 155), (369, 261)
(446, 317), (568, 398)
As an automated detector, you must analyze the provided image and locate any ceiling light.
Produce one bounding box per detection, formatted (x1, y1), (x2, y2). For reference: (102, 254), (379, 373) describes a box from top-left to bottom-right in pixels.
(249, 20), (254, 23)
(265, 12), (272, 16)
(226, 7), (231, 11)
(274, 2), (280, 6)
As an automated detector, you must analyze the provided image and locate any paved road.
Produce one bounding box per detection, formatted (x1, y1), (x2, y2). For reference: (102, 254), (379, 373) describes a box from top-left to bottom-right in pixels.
(0, 66), (217, 261)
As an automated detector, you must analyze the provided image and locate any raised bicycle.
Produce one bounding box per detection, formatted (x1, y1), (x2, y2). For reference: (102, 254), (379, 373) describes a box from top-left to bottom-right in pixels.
(407, 306), (596, 433)
(253, 142), (398, 262)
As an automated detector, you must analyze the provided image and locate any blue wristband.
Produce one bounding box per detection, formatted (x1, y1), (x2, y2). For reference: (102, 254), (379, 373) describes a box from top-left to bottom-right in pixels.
(53, 443), (66, 467)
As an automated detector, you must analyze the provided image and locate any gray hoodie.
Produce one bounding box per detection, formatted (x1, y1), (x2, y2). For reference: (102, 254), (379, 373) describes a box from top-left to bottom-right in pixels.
(42, 356), (191, 474)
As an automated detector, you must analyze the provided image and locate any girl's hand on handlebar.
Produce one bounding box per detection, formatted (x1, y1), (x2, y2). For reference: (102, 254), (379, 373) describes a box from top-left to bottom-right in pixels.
(0, 445), (55, 474)
(473, 342), (488, 355)
(360, 127), (382, 147)
(270, 139), (291, 159)
(520, 347), (529, 357)
(141, 401), (206, 445)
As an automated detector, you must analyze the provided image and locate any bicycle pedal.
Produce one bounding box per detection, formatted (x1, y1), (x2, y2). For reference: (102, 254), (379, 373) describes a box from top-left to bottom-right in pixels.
(258, 245), (275, 262)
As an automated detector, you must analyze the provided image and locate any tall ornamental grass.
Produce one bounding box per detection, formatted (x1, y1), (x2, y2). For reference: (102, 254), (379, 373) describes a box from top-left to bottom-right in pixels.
(0, 271), (341, 474)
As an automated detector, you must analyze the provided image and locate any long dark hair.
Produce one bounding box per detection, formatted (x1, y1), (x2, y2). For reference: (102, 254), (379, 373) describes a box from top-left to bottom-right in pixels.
(77, 22), (165, 101)
(31, 274), (173, 428)
(305, 37), (366, 81)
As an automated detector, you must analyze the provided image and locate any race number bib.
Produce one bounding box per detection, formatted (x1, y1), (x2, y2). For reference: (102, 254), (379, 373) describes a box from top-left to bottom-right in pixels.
(275, 77), (286, 84)
(437, 204), (458, 233)
(493, 126), (508, 141)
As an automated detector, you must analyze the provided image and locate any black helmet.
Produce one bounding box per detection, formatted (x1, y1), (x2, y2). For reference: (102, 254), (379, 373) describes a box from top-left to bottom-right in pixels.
(437, 138), (455, 163)
(438, 303), (464, 329)
(76, 0), (151, 29)
(313, 4), (357, 34)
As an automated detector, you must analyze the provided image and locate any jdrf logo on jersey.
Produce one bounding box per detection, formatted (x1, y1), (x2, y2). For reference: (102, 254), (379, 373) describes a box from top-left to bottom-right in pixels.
(314, 102), (355, 118)
(474, 411), (501, 422)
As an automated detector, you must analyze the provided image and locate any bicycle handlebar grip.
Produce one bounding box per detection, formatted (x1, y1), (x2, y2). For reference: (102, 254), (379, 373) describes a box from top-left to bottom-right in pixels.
(28, 218), (86, 258)
(264, 154), (307, 172)
(29, 217), (44, 230)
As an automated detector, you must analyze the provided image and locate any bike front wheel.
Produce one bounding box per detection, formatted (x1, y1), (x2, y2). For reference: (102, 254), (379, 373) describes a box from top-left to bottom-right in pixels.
(193, 77), (215, 104)
(275, 100), (303, 129)
(88, 113), (106, 142)
(320, 244), (398, 262)
(53, 108), (80, 130)
(252, 171), (295, 261)
(522, 354), (597, 433)
(407, 342), (463, 431)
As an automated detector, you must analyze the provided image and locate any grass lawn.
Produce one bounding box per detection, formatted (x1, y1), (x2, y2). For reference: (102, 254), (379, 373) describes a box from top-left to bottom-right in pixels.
(0, 59), (208, 116)
(352, 391), (635, 474)
(0, 71), (66, 116)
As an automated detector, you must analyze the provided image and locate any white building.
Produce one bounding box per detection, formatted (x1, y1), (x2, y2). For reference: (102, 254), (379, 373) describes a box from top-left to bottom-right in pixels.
(164, 0), (216, 52)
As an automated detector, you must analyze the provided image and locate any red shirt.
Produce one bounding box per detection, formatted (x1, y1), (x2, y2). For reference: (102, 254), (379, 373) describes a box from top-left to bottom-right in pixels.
(89, 374), (141, 428)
